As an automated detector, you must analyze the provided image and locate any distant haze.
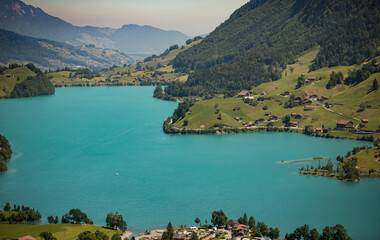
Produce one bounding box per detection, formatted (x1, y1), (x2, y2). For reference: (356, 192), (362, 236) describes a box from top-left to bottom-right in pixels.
(22, 0), (250, 36)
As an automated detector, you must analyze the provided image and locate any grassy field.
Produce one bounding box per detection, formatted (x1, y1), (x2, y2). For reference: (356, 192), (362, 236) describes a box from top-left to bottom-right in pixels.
(0, 224), (121, 240)
(172, 49), (380, 139)
(352, 147), (380, 173)
(0, 67), (36, 97)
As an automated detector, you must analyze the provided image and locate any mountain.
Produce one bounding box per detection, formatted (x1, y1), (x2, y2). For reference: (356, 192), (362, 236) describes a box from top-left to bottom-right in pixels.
(0, 28), (134, 70)
(165, 0), (380, 97)
(0, 0), (191, 55)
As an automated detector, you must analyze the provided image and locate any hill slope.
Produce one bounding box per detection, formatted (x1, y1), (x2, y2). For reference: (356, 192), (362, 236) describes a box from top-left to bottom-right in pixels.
(166, 0), (380, 97)
(0, 29), (134, 70)
(0, 0), (190, 55)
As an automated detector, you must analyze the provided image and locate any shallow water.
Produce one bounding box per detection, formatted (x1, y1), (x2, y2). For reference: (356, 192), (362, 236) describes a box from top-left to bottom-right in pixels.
(0, 87), (379, 239)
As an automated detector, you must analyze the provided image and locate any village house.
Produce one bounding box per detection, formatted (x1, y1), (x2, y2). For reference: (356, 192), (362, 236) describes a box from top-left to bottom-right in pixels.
(325, 102), (333, 108)
(323, 128), (331, 133)
(362, 119), (369, 124)
(321, 96), (329, 100)
(112, 79), (120, 84)
(232, 224), (249, 236)
(304, 105), (314, 111)
(5, 74), (13, 78)
(238, 90), (252, 98)
(336, 120), (354, 129)
(173, 233), (190, 240)
(235, 117), (242, 122)
(291, 113), (297, 117)
(306, 77), (318, 84)
(17, 236), (37, 240)
(247, 122), (254, 127)
(261, 91), (268, 96)
(294, 96), (303, 102)
(295, 114), (303, 119)
(226, 219), (240, 230)
(255, 118), (265, 124)
(286, 121), (298, 128)
(280, 91), (292, 97)
(309, 94), (318, 101)
(315, 128), (323, 133)
(304, 99), (313, 104)
(269, 115), (279, 122)
(264, 112), (271, 116)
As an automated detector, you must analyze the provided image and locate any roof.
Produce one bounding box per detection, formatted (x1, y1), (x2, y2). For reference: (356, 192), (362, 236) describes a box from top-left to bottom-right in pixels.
(18, 236), (37, 240)
(316, 128), (322, 131)
(337, 120), (351, 125)
(233, 224), (249, 231)
(238, 90), (250, 96)
(305, 105), (314, 109)
(362, 119), (369, 123)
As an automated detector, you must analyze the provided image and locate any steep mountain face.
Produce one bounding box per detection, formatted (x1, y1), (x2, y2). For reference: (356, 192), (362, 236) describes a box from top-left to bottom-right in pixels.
(0, 0), (190, 54)
(166, 0), (380, 97)
(0, 29), (134, 70)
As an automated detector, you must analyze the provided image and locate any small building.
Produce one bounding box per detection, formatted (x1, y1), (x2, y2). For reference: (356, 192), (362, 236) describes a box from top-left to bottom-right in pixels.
(280, 91), (292, 97)
(295, 114), (303, 119)
(261, 91), (268, 96)
(255, 118), (265, 124)
(325, 102), (333, 108)
(5, 74), (13, 78)
(264, 112), (271, 116)
(336, 120), (354, 129)
(306, 77), (318, 84)
(232, 224), (249, 236)
(98, 79), (105, 83)
(173, 234), (189, 240)
(286, 121), (298, 128)
(323, 128), (331, 133)
(238, 90), (252, 98)
(18, 236), (37, 240)
(269, 115), (279, 122)
(291, 113), (297, 117)
(112, 80), (120, 83)
(235, 117), (242, 122)
(247, 122), (254, 127)
(321, 96), (329, 100)
(315, 128), (323, 133)
(304, 99), (313, 104)
(362, 119), (369, 124)
(309, 94), (318, 101)
(226, 219), (240, 230)
(304, 105), (314, 111)
(294, 97), (303, 102)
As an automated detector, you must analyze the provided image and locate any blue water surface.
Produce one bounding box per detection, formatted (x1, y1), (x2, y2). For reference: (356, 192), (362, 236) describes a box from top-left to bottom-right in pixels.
(0, 87), (379, 239)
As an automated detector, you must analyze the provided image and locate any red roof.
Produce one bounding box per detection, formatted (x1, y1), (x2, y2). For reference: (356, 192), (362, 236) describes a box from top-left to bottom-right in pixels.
(362, 119), (369, 123)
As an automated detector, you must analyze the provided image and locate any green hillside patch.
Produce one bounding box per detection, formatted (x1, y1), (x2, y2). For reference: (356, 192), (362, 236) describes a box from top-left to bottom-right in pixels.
(0, 67), (36, 97)
(0, 224), (121, 240)
(354, 147), (380, 175)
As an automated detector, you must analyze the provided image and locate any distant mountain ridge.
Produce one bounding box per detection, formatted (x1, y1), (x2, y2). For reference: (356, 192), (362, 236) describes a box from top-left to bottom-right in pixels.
(0, 0), (191, 55)
(0, 28), (134, 70)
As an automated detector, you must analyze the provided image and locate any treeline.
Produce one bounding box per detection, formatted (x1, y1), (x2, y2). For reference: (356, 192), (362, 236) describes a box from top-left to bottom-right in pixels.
(0, 134), (12, 171)
(9, 63), (55, 98)
(165, 0), (379, 97)
(0, 203), (42, 223)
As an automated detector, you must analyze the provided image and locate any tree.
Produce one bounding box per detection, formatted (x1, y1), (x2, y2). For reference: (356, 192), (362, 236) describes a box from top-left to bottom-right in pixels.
(257, 222), (269, 237)
(153, 85), (163, 99)
(3, 202), (11, 211)
(190, 232), (198, 240)
(371, 79), (378, 91)
(309, 228), (320, 240)
(47, 216), (54, 224)
(162, 221), (174, 240)
(112, 233), (122, 240)
(54, 216), (59, 224)
(39, 232), (57, 240)
(194, 217), (201, 226)
(304, 125), (314, 135)
(268, 227), (280, 239)
(283, 115), (291, 123)
(61, 213), (70, 223)
(106, 212), (127, 232)
(248, 216), (256, 229)
(238, 213), (248, 225)
(211, 210), (227, 227)
(296, 75), (306, 88)
(65, 209), (92, 224)
(289, 66), (294, 74)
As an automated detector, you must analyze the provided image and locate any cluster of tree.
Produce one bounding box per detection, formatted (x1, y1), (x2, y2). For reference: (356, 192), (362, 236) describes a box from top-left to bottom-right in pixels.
(0, 202), (42, 223)
(165, 0), (379, 98)
(0, 134), (12, 171)
(369, 79), (378, 93)
(39, 232), (57, 240)
(153, 85), (164, 99)
(284, 95), (304, 109)
(185, 36), (204, 45)
(77, 230), (121, 240)
(10, 63), (55, 98)
(171, 101), (194, 123)
(285, 224), (351, 240)
(61, 209), (93, 224)
(296, 75), (306, 89)
(105, 212), (127, 232)
(74, 68), (97, 79)
(344, 60), (380, 85)
(326, 71), (344, 89)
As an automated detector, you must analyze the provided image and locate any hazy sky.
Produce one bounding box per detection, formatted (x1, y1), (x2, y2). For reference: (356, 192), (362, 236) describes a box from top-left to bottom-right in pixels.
(23, 0), (250, 36)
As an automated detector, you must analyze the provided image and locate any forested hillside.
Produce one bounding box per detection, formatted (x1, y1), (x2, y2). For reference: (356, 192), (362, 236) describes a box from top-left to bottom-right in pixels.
(166, 0), (380, 97)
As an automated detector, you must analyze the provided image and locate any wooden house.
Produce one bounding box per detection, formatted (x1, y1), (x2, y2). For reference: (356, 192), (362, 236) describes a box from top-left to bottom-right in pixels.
(336, 120), (354, 129)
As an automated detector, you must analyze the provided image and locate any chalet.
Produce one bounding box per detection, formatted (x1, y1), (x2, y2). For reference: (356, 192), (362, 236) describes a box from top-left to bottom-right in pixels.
(255, 118), (265, 124)
(18, 236), (37, 240)
(286, 121), (298, 128)
(321, 96), (329, 100)
(235, 117), (242, 122)
(256, 97), (265, 102)
(294, 97), (303, 102)
(280, 91), (292, 97)
(306, 77), (318, 84)
(304, 105), (314, 111)
(362, 119), (369, 124)
(226, 220), (240, 230)
(336, 120), (354, 129)
(309, 94), (318, 101)
(264, 112), (271, 116)
(291, 113), (297, 117)
(5, 74), (13, 78)
(323, 128), (331, 133)
(232, 224), (249, 236)
(315, 128), (323, 133)
(247, 122), (254, 127)
(261, 91), (268, 96)
(295, 114), (303, 119)
(304, 99), (313, 104)
(325, 102), (333, 108)
(269, 115), (279, 122)
(238, 90), (252, 98)
(98, 79), (105, 83)
(112, 80), (120, 84)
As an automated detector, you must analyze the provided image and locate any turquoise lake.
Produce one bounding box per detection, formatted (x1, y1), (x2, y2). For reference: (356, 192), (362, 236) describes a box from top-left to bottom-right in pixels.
(0, 87), (379, 239)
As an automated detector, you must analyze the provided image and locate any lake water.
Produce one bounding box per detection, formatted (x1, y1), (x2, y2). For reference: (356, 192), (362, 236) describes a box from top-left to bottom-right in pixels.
(0, 87), (379, 239)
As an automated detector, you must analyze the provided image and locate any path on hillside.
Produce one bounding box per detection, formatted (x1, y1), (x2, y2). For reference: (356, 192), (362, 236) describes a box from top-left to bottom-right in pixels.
(314, 102), (360, 121)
